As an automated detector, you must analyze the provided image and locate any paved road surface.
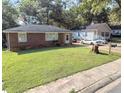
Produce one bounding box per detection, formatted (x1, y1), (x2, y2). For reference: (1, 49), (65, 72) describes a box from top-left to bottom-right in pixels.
(108, 83), (121, 93)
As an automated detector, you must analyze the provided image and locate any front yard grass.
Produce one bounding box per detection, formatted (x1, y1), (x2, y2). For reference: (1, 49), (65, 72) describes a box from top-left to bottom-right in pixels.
(2, 46), (120, 93)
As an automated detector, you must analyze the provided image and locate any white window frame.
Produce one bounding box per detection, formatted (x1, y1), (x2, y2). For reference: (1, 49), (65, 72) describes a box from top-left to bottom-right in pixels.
(45, 33), (58, 41)
(18, 32), (27, 42)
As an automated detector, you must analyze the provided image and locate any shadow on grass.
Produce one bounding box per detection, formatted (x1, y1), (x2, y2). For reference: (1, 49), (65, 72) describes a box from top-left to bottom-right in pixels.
(17, 44), (86, 55)
(2, 48), (7, 51)
(98, 52), (109, 55)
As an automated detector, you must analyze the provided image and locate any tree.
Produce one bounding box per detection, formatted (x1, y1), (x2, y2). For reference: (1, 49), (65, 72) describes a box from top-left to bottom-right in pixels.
(18, 0), (61, 24)
(108, 7), (121, 25)
(91, 0), (121, 24)
(18, 0), (43, 24)
(78, 0), (120, 25)
(92, 8), (109, 23)
(115, 0), (121, 8)
(2, 0), (19, 48)
(18, 0), (83, 29)
(11, 0), (120, 28)
(2, 0), (18, 29)
(77, 0), (96, 24)
(91, 44), (99, 54)
(50, 5), (84, 29)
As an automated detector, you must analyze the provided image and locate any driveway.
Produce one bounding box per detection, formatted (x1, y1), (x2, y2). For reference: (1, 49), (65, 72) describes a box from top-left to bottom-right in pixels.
(73, 43), (121, 53)
(99, 44), (121, 53)
(87, 43), (121, 54)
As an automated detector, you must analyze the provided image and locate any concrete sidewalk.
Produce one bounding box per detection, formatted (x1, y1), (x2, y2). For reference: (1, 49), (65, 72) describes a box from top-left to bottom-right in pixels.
(25, 59), (121, 93)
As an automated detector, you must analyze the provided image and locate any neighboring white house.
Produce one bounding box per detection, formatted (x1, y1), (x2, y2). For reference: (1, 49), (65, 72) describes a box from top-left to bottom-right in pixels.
(71, 26), (86, 40)
(72, 29), (85, 40)
(72, 23), (111, 41)
(84, 23), (111, 40)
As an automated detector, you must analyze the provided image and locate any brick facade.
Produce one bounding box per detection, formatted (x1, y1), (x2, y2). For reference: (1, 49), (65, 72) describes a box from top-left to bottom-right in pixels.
(6, 33), (72, 51)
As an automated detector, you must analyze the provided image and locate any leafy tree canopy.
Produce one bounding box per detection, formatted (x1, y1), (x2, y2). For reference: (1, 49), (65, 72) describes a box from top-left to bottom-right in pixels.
(2, 0), (19, 29)
(2, 0), (121, 29)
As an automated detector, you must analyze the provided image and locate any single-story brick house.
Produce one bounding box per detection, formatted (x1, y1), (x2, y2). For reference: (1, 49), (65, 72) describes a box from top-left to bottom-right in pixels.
(3, 25), (72, 51)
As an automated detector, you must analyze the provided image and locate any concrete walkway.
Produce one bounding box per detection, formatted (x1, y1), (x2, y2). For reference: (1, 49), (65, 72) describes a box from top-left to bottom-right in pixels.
(25, 59), (121, 93)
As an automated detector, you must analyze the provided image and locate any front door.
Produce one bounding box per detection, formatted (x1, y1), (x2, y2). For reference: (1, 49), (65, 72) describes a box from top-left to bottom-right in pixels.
(65, 34), (70, 44)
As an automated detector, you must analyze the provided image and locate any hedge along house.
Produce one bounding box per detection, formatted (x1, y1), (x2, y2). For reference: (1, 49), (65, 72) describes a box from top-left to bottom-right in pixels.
(3, 25), (72, 51)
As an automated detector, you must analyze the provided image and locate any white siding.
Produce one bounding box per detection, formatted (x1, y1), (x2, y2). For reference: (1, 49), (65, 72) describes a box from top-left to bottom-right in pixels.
(85, 32), (94, 40)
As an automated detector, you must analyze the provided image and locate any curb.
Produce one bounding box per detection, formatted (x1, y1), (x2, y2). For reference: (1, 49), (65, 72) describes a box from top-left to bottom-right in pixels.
(95, 78), (121, 93)
(78, 71), (121, 93)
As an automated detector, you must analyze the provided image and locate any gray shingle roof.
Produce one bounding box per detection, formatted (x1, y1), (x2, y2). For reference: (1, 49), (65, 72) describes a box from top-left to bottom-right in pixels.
(3, 25), (71, 33)
(86, 23), (111, 32)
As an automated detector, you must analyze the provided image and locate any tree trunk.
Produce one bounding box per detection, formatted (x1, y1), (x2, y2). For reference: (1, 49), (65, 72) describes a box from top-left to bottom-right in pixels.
(109, 42), (111, 54)
(92, 44), (99, 54)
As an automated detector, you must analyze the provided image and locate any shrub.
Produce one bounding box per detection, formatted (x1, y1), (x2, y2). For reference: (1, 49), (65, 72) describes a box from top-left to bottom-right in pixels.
(19, 45), (27, 50)
(69, 89), (77, 93)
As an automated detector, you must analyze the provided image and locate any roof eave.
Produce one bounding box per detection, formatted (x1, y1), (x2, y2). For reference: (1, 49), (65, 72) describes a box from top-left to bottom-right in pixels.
(3, 31), (72, 33)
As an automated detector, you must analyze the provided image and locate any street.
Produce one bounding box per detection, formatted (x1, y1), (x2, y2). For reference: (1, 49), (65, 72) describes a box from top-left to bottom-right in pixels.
(108, 83), (121, 93)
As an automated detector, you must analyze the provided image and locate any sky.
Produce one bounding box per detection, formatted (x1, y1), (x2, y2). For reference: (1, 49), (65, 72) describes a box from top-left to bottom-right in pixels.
(9, 0), (79, 8)
(10, 0), (20, 5)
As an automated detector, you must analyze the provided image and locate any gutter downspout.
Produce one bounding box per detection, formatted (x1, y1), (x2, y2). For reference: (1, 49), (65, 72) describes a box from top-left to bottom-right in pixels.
(7, 33), (10, 50)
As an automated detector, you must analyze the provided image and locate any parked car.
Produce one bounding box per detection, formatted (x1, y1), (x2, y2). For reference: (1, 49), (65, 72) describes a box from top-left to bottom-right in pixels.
(111, 43), (117, 47)
(81, 39), (107, 45)
(94, 40), (107, 45)
(72, 37), (82, 43)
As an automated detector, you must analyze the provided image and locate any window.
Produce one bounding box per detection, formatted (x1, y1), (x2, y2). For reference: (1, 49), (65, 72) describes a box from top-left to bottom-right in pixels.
(105, 32), (109, 37)
(66, 35), (69, 40)
(85, 32), (87, 36)
(78, 32), (80, 36)
(18, 32), (27, 42)
(45, 33), (58, 41)
(101, 32), (104, 37)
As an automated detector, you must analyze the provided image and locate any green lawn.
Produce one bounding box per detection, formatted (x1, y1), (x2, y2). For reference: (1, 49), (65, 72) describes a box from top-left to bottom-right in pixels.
(2, 46), (120, 93)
